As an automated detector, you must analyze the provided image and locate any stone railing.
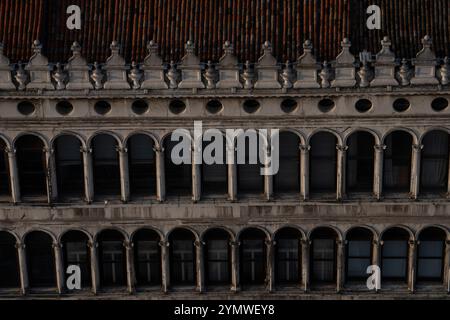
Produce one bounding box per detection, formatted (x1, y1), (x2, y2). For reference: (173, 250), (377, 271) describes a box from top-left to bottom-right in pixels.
(0, 36), (449, 92)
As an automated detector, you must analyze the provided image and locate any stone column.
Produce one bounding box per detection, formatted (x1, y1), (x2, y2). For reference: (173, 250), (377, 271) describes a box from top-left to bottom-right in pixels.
(230, 241), (240, 292)
(408, 240), (417, 293)
(372, 240), (380, 267)
(195, 240), (205, 293)
(124, 240), (135, 294)
(6, 147), (20, 204)
(445, 240), (450, 291)
(117, 146), (130, 203)
(410, 144), (423, 200)
(373, 144), (386, 200)
(336, 240), (346, 293)
(53, 242), (65, 294)
(227, 146), (237, 201)
(301, 239), (310, 292)
(265, 240), (275, 292)
(263, 146), (273, 201)
(154, 146), (166, 202)
(336, 145), (348, 201)
(160, 240), (170, 293)
(88, 240), (100, 295)
(44, 147), (58, 203)
(16, 241), (28, 295)
(300, 145), (310, 201)
(81, 147), (94, 203)
(192, 149), (202, 202)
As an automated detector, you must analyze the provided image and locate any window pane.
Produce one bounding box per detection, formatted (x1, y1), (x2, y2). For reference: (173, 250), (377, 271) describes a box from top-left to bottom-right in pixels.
(418, 259), (442, 279)
(347, 258), (371, 278)
(313, 239), (334, 259)
(313, 261), (334, 282)
(136, 240), (160, 285)
(277, 239), (299, 282)
(382, 259), (407, 278)
(348, 241), (371, 257)
(207, 239), (229, 283)
(383, 241), (407, 257)
(419, 241), (443, 258)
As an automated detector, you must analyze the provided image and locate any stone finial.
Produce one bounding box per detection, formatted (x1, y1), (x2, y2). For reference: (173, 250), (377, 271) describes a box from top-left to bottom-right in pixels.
(25, 39), (54, 90)
(281, 61), (294, 89)
(0, 42), (16, 90)
(242, 61), (255, 89)
(91, 62), (104, 90)
(294, 40), (320, 88)
(332, 38), (356, 88)
(14, 62), (28, 91)
(65, 42), (93, 90)
(167, 61), (179, 89)
(254, 40), (281, 89)
(178, 41), (204, 89)
(319, 61), (332, 88)
(370, 36), (399, 87)
(411, 35), (439, 85)
(398, 58), (411, 86)
(358, 60), (372, 88)
(103, 41), (130, 89)
(52, 62), (67, 90)
(128, 61), (143, 89)
(216, 41), (242, 89)
(440, 57), (449, 85)
(204, 61), (217, 89)
(141, 40), (168, 90)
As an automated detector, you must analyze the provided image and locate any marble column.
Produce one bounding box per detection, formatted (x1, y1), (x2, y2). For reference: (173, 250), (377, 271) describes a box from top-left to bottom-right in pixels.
(230, 241), (240, 292)
(44, 147), (58, 203)
(124, 240), (135, 294)
(263, 146), (273, 201)
(6, 147), (20, 204)
(195, 240), (205, 293)
(373, 144), (386, 200)
(16, 241), (28, 295)
(336, 240), (346, 293)
(300, 145), (310, 201)
(227, 146), (237, 201)
(117, 146), (130, 203)
(154, 146), (166, 202)
(53, 242), (65, 294)
(265, 240), (275, 292)
(336, 145), (348, 201)
(410, 144), (423, 200)
(88, 240), (100, 295)
(408, 240), (417, 293)
(81, 147), (94, 203)
(192, 148), (202, 202)
(160, 240), (170, 293)
(301, 239), (310, 292)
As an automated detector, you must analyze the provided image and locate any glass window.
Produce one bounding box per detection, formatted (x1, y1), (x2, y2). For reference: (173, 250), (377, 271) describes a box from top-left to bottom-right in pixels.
(100, 240), (125, 286)
(347, 240), (371, 279)
(310, 133), (337, 193)
(135, 240), (161, 285)
(382, 240), (408, 280)
(417, 240), (444, 281)
(206, 239), (229, 284)
(312, 239), (335, 282)
(276, 239), (299, 283)
(241, 239), (265, 284)
(64, 241), (91, 286)
(171, 239), (195, 284)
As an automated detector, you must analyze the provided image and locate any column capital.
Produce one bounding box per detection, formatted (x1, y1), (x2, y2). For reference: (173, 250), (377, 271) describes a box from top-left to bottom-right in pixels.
(445, 240), (450, 246)
(5, 146), (16, 154)
(265, 239), (276, 247)
(80, 146), (92, 154)
(87, 240), (98, 249)
(194, 240), (205, 247)
(15, 241), (25, 249)
(159, 240), (170, 247)
(52, 241), (62, 249)
(301, 239), (311, 247)
(116, 146), (128, 154)
(374, 144), (387, 151)
(409, 239), (418, 247)
(299, 144), (311, 152)
(412, 144), (424, 151)
(123, 240), (133, 249)
(43, 146), (55, 154)
(336, 144), (349, 152)
(229, 241), (240, 247)
(336, 239), (347, 246)
(153, 146), (165, 153)
(372, 239), (380, 246)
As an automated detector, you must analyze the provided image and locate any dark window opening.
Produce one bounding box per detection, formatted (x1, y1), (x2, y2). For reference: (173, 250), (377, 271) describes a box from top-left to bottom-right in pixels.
(240, 229), (266, 286)
(274, 132), (300, 194)
(381, 228), (409, 282)
(134, 229), (161, 286)
(98, 230), (126, 287)
(237, 134), (264, 195)
(420, 131), (449, 193)
(0, 141), (10, 197)
(275, 228), (301, 284)
(345, 228), (373, 282)
(170, 229), (196, 286)
(346, 132), (375, 193)
(56, 101), (74, 115)
(0, 232), (20, 288)
(169, 100), (186, 114)
(164, 134), (192, 196)
(243, 100), (260, 114)
(131, 100), (149, 115)
(204, 229), (231, 286)
(206, 100), (223, 114)
(16, 135), (47, 197)
(318, 99), (335, 113)
(94, 101), (111, 115)
(280, 99), (298, 113)
(417, 228), (446, 282)
(17, 101), (36, 116)
(62, 231), (91, 287)
(128, 135), (156, 197)
(55, 135), (84, 199)
(26, 232), (56, 288)
(393, 98), (410, 112)
(202, 136), (227, 195)
(310, 228), (337, 284)
(383, 131), (412, 193)
(92, 135), (121, 197)
(310, 132), (337, 194)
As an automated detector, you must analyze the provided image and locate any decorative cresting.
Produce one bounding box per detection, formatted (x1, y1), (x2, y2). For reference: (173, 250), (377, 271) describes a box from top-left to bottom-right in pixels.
(0, 37), (447, 92)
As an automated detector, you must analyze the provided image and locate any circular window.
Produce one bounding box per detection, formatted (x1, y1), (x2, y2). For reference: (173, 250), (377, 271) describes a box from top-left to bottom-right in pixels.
(17, 101), (36, 116)
(393, 98), (410, 112)
(243, 100), (260, 114)
(355, 99), (372, 113)
(132, 99), (149, 115)
(318, 99), (335, 113)
(56, 100), (74, 115)
(431, 97), (448, 112)
(206, 100), (223, 114)
(281, 98), (298, 113)
(169, 99), (186, 114)
(94, 101), (112, 115)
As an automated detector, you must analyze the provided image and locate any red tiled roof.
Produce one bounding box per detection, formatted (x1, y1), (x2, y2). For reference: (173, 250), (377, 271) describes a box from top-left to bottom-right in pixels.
(0, 0), (449, 63)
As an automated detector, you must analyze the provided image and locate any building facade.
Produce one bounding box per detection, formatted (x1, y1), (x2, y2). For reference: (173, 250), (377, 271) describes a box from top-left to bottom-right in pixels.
(0, 0), (449, 299)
